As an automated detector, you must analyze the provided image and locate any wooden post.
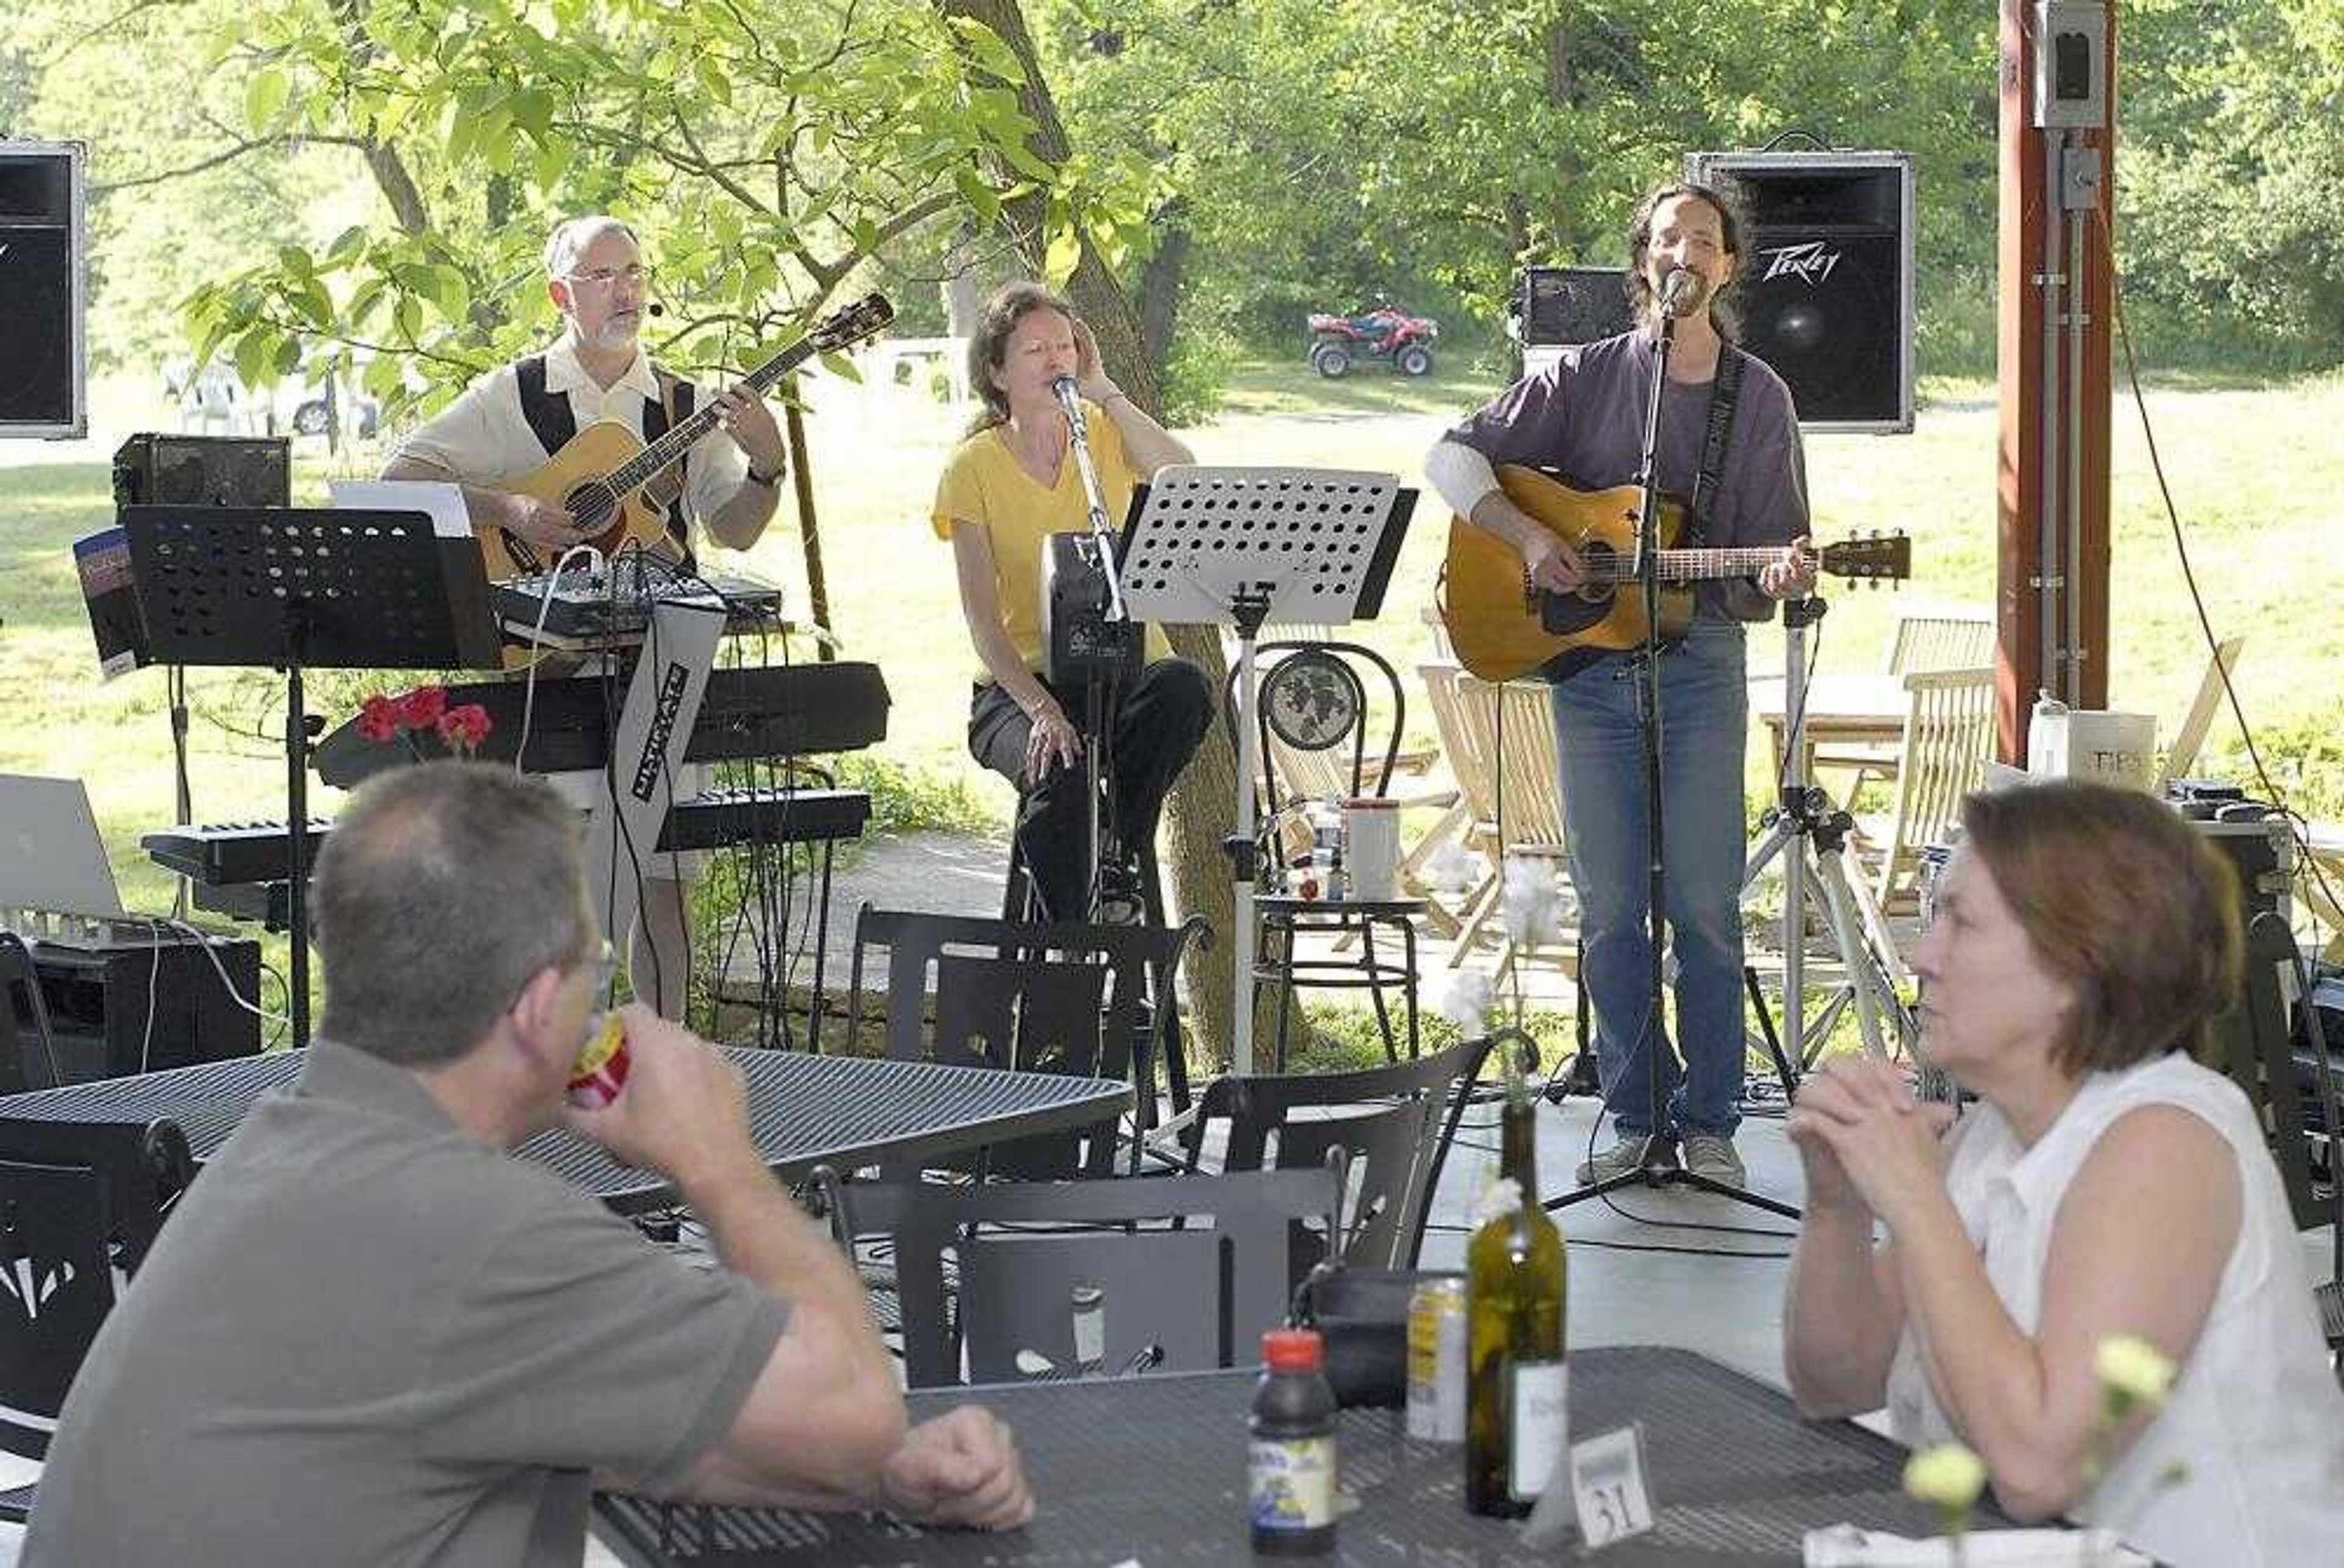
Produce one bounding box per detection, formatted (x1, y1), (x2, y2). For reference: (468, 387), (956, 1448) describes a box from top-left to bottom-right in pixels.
(1996, 1), (2115, 763)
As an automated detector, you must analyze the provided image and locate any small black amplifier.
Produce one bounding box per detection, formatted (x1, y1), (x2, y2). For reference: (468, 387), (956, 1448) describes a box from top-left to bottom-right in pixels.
(10, 927), (262, 1089)
(112, 432), (291, 510)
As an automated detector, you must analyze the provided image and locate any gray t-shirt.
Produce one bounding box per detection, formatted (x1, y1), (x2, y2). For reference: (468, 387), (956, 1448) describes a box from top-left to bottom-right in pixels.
(24, 1041), (789, 1567)
(1445, 330), (1809, 621)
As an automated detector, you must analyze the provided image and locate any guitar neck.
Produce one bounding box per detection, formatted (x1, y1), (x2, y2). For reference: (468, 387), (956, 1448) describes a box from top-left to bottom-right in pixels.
(1590, 546), (1789, 583)
(603, 341), (810, 497)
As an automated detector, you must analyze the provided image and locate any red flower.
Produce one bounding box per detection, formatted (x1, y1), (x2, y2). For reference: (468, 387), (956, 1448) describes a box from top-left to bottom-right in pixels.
(357, 695), (402, 745)
(399, 685), (449, 729)
(436, 703), (493, 756)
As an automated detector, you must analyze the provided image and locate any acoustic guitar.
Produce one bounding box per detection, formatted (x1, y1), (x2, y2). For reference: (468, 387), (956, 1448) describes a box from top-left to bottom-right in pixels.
(477, 292), (895, 580)
(1439, 464), (1911, 681)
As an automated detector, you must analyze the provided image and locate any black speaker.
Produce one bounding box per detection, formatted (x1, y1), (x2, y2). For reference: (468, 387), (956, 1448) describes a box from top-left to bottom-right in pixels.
(1686, 151), (1914, 433)
(1519, 266), (1635, 347)
(0, 142), (86, 439)
(14, 933), (262, 1088)
(112, 433), (293, 510)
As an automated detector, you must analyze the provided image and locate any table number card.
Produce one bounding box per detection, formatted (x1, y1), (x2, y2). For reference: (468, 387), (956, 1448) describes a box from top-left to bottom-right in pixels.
(1568, 1424), (1655, 1549)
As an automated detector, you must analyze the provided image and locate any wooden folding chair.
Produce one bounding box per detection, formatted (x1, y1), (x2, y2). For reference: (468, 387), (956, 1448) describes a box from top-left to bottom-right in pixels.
(1865, 667), (1997, 913)
(1812, 600), (1995, 800)
(1434, 671), (1574, 982)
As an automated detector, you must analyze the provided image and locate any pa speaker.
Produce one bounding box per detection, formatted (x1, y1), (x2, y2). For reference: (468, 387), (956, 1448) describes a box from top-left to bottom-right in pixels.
(0, 142), (87, 440)
(1519, 266), (1635, 347)
(1685, 150), (1914, 433)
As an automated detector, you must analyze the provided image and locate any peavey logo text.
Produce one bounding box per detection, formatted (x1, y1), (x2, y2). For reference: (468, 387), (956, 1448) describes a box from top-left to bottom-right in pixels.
(630, 661), (693, 803)
(1760, 240), (1842, 286)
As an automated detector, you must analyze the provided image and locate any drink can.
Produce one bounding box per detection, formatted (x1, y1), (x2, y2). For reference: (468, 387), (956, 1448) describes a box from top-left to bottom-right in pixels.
(1406, 1277), (1467, 1442)
(566, 1014), (631, 1109)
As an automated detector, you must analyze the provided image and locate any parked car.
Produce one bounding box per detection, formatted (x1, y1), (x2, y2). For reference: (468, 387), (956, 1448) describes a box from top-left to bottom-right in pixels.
(1304, 303), (1439, 378)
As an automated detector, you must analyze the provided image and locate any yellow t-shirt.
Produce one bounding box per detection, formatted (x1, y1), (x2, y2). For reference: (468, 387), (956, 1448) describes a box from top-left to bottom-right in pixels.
(931, 406), (1174, 679)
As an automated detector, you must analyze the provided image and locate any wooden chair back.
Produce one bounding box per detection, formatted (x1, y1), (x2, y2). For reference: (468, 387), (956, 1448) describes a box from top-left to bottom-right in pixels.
(1887, 603), (1995, 676)
(1449, 674), (1567, 851)
(1875, 667), (1996, 909)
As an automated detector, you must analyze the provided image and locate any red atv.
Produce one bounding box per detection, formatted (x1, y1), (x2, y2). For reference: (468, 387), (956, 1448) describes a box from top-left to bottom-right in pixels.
(1306, 303), (1439, 378)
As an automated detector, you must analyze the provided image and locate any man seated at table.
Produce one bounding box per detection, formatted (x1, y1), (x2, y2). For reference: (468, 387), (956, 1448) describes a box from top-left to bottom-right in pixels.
(25, 762), (1033, 1566)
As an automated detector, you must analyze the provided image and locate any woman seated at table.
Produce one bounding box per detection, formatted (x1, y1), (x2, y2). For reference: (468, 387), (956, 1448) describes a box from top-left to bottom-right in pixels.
(933, 281), (1214, 920)
(1782, 780), (2344, 1566)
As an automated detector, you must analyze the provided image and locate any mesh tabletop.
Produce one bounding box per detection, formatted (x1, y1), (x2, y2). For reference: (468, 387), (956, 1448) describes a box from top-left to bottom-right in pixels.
(0, 1050), (1126, 1214)
(594, 1346), (2003, 1566)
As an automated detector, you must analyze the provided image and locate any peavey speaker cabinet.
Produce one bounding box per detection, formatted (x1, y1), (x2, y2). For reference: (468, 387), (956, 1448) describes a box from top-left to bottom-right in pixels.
(0, 140), (87, 440)
(1685, 150), (1914, 434)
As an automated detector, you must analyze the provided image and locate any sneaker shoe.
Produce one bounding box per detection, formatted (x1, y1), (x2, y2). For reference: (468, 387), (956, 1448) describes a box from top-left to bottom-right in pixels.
(1574, 1135), (1652, 1185)
(1682, 1135), (1745, 1186)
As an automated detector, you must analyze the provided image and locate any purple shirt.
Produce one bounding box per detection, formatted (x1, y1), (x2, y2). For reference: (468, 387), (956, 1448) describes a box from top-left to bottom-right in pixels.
(1445, 331), (1808, 621)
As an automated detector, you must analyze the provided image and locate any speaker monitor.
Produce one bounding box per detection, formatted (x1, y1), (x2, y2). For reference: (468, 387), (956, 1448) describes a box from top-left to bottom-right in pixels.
(1519, 266), (1635, 347)
(0, 142), (87, 440)
(1685, 150), (1915, 433)
(111, 433), (292, 511)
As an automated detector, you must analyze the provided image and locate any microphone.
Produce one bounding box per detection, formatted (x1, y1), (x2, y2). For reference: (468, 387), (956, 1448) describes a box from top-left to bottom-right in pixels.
(1052, 374), (1088, 440)
(1658, 267), (1701, 319)
(645, 302), (666, 317)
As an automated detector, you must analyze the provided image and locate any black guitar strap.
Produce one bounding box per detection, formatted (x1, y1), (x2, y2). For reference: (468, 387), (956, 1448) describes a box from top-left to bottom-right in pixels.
(1685, 344), (1745, 549)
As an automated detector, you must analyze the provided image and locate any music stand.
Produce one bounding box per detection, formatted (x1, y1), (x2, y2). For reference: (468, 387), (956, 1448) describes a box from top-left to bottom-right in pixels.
(121, 505), (504, 1046)
(1119, 466), (1414, 1072)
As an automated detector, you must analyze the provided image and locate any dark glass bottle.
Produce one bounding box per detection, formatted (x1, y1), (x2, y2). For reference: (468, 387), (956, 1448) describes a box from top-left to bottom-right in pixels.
(1249, 1328), (1338, 1555)
(1464, 1050), (1567, 1517)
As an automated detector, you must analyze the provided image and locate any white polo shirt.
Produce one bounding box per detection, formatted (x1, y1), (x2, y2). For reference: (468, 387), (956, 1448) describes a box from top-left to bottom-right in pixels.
(391, 336), (748, 532)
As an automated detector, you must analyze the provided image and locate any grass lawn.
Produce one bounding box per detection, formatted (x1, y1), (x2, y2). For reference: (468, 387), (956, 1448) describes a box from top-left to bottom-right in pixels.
(4, 357), (2341, 1017)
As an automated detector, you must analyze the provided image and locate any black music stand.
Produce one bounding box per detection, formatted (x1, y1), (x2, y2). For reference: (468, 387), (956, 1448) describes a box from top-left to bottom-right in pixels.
(121, 505), (504, 1046)
(1119, 466), (1414, 1072)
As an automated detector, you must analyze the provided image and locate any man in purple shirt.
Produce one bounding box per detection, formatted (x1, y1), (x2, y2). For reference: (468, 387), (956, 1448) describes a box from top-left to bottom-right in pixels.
(1423, 181), (1816, 1188)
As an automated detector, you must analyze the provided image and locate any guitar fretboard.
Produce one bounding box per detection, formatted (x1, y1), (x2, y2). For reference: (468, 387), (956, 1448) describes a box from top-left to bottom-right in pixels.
(599, 343), (814, 499)
(1583, 547), (1790, 583)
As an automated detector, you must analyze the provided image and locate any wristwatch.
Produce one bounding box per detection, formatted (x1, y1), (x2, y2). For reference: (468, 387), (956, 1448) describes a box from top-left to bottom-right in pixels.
(746, 459), (784, 488)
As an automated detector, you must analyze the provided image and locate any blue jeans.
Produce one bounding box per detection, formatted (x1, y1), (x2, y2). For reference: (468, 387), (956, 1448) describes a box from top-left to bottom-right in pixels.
(1549, 617), (1749, 1140)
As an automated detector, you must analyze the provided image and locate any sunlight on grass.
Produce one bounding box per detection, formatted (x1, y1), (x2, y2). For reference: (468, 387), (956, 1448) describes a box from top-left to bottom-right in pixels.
(5, 358), (2342, 940)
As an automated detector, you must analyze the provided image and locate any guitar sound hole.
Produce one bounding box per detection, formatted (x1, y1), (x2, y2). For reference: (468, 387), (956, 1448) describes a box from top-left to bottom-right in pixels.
(1575, 541), (1619, 602)
(565, 483), (618, 535)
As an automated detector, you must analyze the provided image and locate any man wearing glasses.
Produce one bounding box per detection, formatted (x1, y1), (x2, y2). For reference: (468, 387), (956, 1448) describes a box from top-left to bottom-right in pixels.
(26, 763), (1033, 1565)
(385, 213), (789, 563)
(382, 214), (792, 1021)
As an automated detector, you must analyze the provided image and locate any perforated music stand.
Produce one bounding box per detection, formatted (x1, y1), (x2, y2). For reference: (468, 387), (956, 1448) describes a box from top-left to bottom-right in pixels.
(1119, 466), (1414, 1072)
(121, 505), (504, 1046)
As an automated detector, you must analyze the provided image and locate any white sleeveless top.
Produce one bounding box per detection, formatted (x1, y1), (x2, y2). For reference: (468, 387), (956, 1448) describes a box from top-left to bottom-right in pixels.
(1886, 1054), (2344, 1567)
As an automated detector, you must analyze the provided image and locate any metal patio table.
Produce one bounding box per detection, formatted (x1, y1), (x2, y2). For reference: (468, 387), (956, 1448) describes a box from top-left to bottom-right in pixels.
(0, 1047), (1130, 1215)
(593, 1344), (2013, 1565)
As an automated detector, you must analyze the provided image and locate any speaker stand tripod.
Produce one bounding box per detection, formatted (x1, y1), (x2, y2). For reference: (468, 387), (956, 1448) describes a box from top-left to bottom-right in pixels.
(1740, 596), (1916, 1077)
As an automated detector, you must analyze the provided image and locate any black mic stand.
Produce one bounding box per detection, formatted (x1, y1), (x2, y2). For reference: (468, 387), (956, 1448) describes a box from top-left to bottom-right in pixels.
(1548, 298), (1799, 1221)
(1055, 381), (1138, 921)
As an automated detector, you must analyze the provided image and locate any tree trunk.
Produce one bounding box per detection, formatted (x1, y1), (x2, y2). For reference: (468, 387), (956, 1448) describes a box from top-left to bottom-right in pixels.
(938, 0), (1274, 1070)
(1135, 199), (1191, 374)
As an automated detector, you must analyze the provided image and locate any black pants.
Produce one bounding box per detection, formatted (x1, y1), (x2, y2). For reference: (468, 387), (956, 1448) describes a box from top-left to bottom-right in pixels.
(969, 658), (1217, 920)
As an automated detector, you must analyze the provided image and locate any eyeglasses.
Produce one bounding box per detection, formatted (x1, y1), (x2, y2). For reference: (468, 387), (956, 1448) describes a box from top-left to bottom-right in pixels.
(565, 264), (655, 290)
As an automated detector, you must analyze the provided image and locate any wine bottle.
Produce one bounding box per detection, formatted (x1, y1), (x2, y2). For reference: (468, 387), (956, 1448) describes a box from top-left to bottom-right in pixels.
(1464, 1043), (1567, 1517)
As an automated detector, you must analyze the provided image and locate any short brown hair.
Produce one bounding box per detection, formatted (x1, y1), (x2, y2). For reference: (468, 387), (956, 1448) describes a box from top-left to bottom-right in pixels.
(965, 280), (1076, 435)
(313, 763), (596, 1066)
(1959, 781), (2241, 1076)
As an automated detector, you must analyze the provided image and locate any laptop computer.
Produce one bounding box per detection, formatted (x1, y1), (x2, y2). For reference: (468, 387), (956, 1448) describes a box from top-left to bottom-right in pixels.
(0, 774), (128, 922)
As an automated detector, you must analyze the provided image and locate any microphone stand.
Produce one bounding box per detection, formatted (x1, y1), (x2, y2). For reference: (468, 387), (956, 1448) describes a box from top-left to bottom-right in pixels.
(1057, 378), (1133, 922)
(1549, 281), (1798, 1219)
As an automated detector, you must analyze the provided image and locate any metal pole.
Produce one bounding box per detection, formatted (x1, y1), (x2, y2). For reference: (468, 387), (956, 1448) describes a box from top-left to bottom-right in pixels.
(2038, 129), (2066, 701)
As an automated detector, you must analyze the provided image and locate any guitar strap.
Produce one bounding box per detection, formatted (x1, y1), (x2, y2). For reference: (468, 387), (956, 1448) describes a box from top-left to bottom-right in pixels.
(1685, 344), (1745, 549)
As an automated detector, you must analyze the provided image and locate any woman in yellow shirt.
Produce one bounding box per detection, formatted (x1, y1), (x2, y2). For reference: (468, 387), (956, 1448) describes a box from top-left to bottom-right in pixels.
(932, 282), (1215, 920)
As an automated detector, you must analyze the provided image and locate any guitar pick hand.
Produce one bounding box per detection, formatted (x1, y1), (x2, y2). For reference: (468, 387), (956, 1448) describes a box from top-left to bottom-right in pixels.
(505, 493), (590, 550)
